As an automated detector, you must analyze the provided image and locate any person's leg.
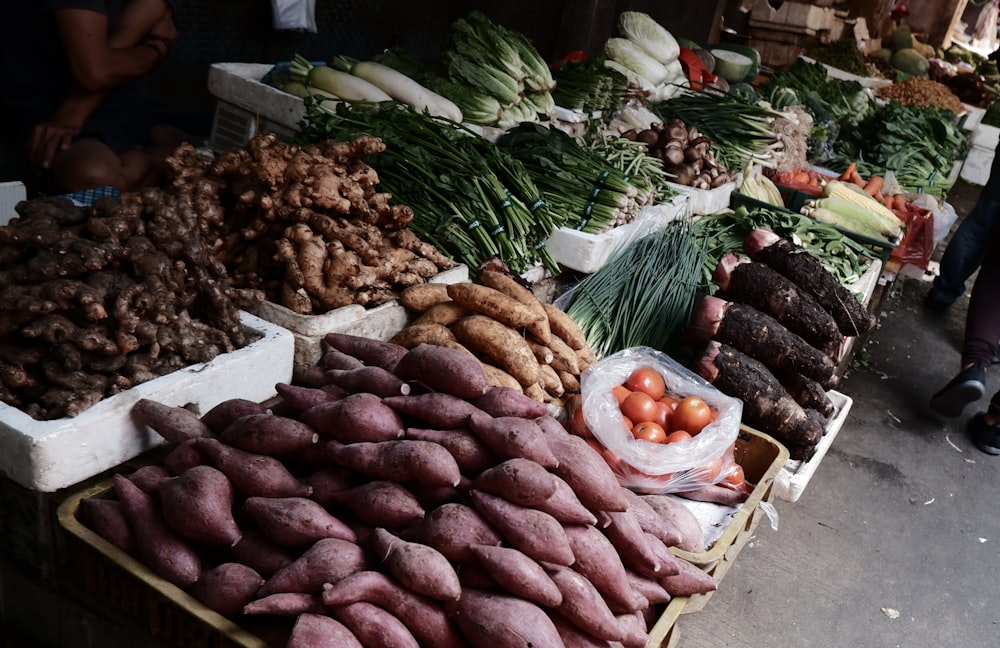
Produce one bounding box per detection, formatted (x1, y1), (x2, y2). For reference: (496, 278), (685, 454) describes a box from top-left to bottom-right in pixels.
(926, 193), (1000, 309)
(48, 137), (128, 192)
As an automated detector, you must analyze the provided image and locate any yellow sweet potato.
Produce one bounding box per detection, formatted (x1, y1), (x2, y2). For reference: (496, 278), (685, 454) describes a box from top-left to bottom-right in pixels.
(478, 270), (551, 344)
(480, 362), (522, 392)
(412, 301), (470, 327)
(451, 315), (539, 387)
(447, 282), (545, 332)
(399, 282), (451, 312)
(541, 303), (588, 350)
(546, 334), (581, 374)
(390, 322), (458, 349)
(557, 369), (581, 394)
(523, 338), (555, 365)
(538, 364), (564, 398)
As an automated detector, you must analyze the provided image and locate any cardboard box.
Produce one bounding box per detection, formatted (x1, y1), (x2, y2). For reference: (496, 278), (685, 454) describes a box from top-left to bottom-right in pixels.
(0, 312), (294, 492)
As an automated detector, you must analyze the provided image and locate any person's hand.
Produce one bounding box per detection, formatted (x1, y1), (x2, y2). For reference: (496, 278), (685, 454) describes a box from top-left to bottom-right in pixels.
(27, 120), (81, 174)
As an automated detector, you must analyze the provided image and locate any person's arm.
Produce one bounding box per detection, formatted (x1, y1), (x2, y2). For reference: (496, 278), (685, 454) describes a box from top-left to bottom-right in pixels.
(29, 2), (175, 171)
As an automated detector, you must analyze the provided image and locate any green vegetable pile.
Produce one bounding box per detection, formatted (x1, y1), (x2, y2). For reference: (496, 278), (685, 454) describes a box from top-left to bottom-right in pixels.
(806, 39), (871, 77)
(551, 57), (630, 115)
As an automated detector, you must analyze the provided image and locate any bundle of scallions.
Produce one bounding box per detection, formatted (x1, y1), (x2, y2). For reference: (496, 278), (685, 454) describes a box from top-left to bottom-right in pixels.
(651, 87), (784, 171)
(295, 99), (561, 274)
(561, 221), (704, 358)
(495, 122), (660, 233)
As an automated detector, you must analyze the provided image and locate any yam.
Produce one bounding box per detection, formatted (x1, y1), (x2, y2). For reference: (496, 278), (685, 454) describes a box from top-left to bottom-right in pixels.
(452, 315), (540, 387)
(471, 458), (559, 507)
(299, 392), (405, 443)
(321, 571), (466, 648)
(446, 281), (545, 331)
(542, 302), (588, 350)
(444, 589), (565, 648)
(112, 474), (201, 588)
(195, 438), (312, 498)
(392, 343), (490, 399)
(323, 365), (411, 397)
(131, 398), (210, 445)
(218, 413), (319, 455)
(469, 489), (575, 566)
(187, 562), (264, 618)
(324, 332), (408, 371)
(330, 601), (420, 648)
(404, 427), (497, 473)
(243, 496), (356, 546)
(327, 439), (462, 487)
(286, 613), (363, 648)
(467, 544), (562, 607)
(402, 502), (502, 562)
(399, 282), (451, 312)
(159, 465), (242, 547)
(328, 480), (425, 528)
(412, 301), (470, 327)
(258, 537), (367, 596)
(389, 322), (458, 350)
(467, 411), (559, 468)
(382, 392), (486, 429)
(472, 385), (549, 418)
(370, 527), (462, 602)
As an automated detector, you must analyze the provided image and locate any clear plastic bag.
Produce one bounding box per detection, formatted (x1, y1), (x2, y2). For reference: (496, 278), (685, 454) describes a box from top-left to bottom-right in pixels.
(579, 346), (743, 494)
(271, 0), (317, 32)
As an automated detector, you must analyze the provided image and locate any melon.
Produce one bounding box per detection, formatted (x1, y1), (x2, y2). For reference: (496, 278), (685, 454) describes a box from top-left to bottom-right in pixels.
(891, 48), (929, 76)
(888, 26), (913, 52)
(710, 49), (754, 83)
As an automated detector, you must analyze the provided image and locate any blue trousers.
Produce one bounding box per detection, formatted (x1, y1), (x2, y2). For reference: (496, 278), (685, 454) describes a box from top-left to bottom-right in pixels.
(929, 148), (1000, 305)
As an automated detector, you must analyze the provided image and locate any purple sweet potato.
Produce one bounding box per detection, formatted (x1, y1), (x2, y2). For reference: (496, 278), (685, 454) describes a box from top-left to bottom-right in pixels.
(127, 465), (171, 496)
(324, 332), (409, 371)
(563, 523), (646, 613)
(404, 427), (497, 473)
(321, 571), (466, 648)
(329, 481), (425, 528)
(444, 588), (565, 648)
(658, 557), (718, 597)
(131, 398), (210, 445)
(163, 438), (207, 475)
(467, 412), (559, 468)
(469, 490), (575, 566)
(536, 414), (629, 512)
(187, 562), (264, 618)
(640, 494), (706, 553)
(327, 439), (462, 487)
(549, 611), (616, 648)
(303, 467), (360, 509)
(229, 527), (294, 578)
(382, 392), (486, 429)
(299, 392), (405, 443)
(113, 474), (201, 587)
(620, 488), (684, 548)
(195, 438), (312, 498)
(471, 458), (559, 507)
(546, 563), (627, 643)
(258, 537), (367, 596)
(471, 385), (549, 418)
(243, 592), (326, 616)
(602, 509), (665, 578)
(244, 496), (356, 547)
(616, 611), (650, 648)
(321, 347), (366, 371)
(467, 544), (562, 607)
(392, 343), (490, 400)
(78, 497), (134, 555)
(274, 382), (348, 413)
(626, 570), (672, 605)
(200, 398), (271, 435)
(534, 474), (599, 526)
(674, 481), (751, 506)
(286, 613), (363, 648)
(218, 413), (319, 455)
(330, 601), (420, 648)
(402, 503), (502, 563)
(160, 465), (242, 547)
(323, 366), (411, 397)
(370, 527), (461, 602)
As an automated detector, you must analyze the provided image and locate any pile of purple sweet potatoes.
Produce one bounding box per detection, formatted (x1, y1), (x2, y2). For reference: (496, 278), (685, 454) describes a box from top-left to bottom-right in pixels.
(78, 333), (723, 648)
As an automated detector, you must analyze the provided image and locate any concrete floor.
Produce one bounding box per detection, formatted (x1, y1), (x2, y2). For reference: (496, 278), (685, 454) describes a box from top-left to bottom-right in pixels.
(677, 182), (1000, 647)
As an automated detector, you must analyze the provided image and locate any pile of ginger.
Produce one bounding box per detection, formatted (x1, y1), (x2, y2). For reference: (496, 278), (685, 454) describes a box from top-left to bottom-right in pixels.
(165, 133), (455, 314)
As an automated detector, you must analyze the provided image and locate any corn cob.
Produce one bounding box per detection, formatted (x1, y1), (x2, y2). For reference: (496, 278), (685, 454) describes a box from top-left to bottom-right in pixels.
(801, 196), (901, 241)
(823, 180), (905, 229)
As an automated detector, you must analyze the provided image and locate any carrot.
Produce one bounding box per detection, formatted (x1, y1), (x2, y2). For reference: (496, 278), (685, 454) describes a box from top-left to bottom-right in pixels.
(863, 175), (884, 197)
(892, 193), (908, 212)
(838, 162), (856, 182)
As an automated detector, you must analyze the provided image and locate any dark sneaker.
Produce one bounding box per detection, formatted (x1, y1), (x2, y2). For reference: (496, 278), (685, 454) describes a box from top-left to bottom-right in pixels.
(969, 413), (1000, 455)
(924, 292), (953, 313)
(929, 362), (987, 418)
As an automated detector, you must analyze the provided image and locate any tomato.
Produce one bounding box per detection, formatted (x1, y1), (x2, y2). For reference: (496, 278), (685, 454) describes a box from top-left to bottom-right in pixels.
(632, 421), (667, 444)
(673, 396), (714, 435)
(624, 367), (666, 400)
(659, 395), (680, 411)
(611, 384), (632, 405)
(663, 429), (693, 444)
(620, 414), (633, 430)
(570, 406), (592, 438)
(651, 401), (673, 430)
(722, 463), (745, 487)
(620, 391), (658, 425)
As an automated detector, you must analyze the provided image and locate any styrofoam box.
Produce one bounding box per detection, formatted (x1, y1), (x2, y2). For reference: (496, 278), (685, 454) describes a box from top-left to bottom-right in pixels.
(971, 123), (1000, 151)
(961, 144), (994, 186)
(774, 390), (853, 502)
(0, 312), (294, 492)
(961, 104), (986, 132)
(207, 62), (306, 132)
(749, 2), (836, 36)
(666, 180), (737, 216)
(256, 265), (469, 377)
(0, 181), (27, 226)
(544, 194), (691, 273)
(797, 56), (893, 90)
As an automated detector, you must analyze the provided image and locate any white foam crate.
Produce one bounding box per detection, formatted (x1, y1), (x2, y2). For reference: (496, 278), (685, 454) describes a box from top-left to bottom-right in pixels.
(971, 123), (1000, 151)
(207, 62), (305, 133)
(544, 194), (691, 273)
(665, 180), (737, 215)
(1, 181), (27, 226)
(0, 312), (294, 492)
(961, 144), (994, 186)
(773, 389), (853, 502)
(255, 265), (470, 377)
